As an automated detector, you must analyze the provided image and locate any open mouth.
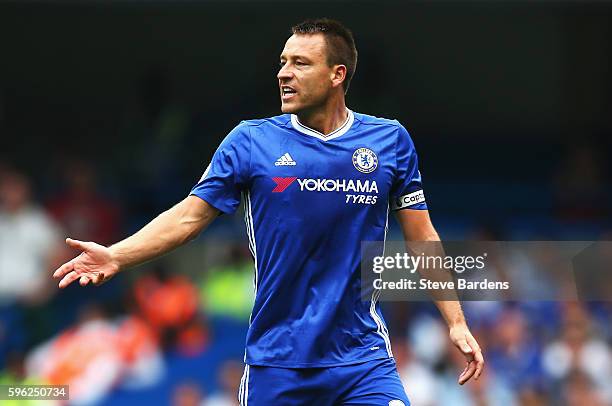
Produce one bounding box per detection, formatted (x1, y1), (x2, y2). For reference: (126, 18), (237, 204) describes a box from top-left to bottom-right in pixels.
(281, 86), (297, 100)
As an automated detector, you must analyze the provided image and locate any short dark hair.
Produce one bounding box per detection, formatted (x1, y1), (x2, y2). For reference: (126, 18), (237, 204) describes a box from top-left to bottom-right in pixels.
(291, 18), (358, 94)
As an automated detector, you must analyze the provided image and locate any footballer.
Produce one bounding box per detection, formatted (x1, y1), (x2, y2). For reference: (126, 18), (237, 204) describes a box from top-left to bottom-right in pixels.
(53, 18), (484, 405)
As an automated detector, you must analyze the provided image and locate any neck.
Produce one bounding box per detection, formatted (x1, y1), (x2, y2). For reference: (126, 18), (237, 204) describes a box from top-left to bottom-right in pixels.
(296, 95), (348, 136)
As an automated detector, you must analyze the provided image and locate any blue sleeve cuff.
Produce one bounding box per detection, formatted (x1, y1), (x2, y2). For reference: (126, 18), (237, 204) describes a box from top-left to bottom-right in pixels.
(189, 191), (238, 215)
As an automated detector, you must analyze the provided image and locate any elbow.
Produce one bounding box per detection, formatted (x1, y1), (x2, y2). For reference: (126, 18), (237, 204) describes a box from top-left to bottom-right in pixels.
(406, 229), (440, 242)
(181, 210), (216, 243)
(180, 219), (204, 244)
(423, 232), (441, 242)
(172, 196), (219, 245)
(184, 223), (204, 243)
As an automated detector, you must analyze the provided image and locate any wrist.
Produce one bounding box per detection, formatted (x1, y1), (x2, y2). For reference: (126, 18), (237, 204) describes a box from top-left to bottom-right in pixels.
(108, 245), (123, 273)
(448, 319), (468, 330)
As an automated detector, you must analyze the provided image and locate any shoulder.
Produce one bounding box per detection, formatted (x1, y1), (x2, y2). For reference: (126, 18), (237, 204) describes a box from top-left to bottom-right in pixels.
(29, 206), (57, 227)
(221, 114), (291, 148)
(352, 111), (414, 145)
(19, 207), (59, 237)
(239, 114), (292, 131)
(352, 111), (405, 130)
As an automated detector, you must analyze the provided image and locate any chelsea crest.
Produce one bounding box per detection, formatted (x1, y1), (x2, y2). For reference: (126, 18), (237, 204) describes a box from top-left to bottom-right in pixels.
(352, 148), (378, 173)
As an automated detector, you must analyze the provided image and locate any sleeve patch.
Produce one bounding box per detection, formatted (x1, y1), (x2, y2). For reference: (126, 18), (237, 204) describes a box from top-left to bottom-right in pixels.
(391, 190), (426, 210)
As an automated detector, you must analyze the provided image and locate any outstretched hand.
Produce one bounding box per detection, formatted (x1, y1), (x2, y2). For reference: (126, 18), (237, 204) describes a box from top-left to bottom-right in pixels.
(450, 324), (485, 385)
(53, 238), (120, 288)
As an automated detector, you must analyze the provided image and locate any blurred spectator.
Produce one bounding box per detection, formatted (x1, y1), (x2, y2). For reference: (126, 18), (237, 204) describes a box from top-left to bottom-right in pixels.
(562, 370), (607, 406)
(517, 387), (549, 406)
(0, 167), (63, 303)
(25, 304), (124, 405)
(204, 360), (243, 406)
(199, 244), (254, 321)
(47, 160), (121, 246)
(116, 315), (165, 390)
(396, 340), (438, 406)
(172, 381), (205, 406)
(438, 369), (518, 406)
(542, 302), (612, 403)
(133, 266), (207, 355)
(25, 304), (163, 405)
(437, 337), (517, 406)
(0, 166), (64, 359)
(488, 307), (543, 392)
(407, 314), (447, 367)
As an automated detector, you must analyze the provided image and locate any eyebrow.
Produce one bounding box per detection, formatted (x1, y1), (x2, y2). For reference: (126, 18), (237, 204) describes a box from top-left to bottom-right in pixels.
(280, 54), (313, 62)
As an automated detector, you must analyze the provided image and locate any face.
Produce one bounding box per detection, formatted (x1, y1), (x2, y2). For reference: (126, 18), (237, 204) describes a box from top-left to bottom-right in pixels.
(0, 173), (30, 212)
(277, 33), (343, 114)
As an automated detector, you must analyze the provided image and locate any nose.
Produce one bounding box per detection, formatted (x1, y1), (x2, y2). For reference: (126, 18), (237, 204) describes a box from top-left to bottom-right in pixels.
(277, 64), (293, 81)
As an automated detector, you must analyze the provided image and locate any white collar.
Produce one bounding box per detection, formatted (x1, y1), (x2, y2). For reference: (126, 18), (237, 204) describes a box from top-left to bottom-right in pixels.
(290, 109), (354, 141)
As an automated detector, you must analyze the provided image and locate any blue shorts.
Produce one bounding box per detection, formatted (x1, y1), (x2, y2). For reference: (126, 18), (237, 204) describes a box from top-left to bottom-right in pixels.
(238, 358), (410, 406)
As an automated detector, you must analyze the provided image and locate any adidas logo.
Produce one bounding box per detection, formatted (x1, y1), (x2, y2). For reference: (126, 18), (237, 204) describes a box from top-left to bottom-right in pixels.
(274, 153), (297, 166)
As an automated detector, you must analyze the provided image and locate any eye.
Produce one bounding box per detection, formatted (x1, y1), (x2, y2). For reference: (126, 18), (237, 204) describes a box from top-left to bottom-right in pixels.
(295, 61), (307, 66)
(279, 61), (286, 67)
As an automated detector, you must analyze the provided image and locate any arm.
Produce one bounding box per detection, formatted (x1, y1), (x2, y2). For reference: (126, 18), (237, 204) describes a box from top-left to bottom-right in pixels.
(395, 209), (484, 385)
(53, 195), (219, 288)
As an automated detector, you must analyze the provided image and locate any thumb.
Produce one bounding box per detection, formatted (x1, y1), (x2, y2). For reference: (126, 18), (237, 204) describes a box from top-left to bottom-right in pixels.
(66, 238), (90, 252)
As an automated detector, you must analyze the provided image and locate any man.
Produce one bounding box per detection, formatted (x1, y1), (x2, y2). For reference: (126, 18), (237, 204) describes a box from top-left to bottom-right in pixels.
(0, 168), (62, 304)
(54, 18), (484, 405)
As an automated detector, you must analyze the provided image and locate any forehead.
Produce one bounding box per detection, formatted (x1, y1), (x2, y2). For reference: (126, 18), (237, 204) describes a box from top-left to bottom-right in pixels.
(281, 33), (327, 60)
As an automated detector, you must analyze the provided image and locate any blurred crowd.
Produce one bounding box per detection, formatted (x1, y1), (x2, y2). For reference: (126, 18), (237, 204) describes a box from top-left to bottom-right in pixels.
(0, 162), (254, 405)
(389, 300), (612, 406)
(0, 154), (611, 405)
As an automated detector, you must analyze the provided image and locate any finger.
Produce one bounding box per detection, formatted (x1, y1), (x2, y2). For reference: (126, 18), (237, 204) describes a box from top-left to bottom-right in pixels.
(473, 349), (485, 380)
(59, 271), (81, 289)
(79, 275), (91, 286)
(66, 238), (91, 252)
(458, 360), (477, 385)
(465, 334), (484, 379)
(53, 259), (75, 279)
(92, 272), (105, 286)
(466, 334), (482, 354)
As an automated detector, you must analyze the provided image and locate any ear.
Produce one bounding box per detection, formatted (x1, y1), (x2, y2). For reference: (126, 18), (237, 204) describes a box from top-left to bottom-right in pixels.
(330, 65), (347, 89)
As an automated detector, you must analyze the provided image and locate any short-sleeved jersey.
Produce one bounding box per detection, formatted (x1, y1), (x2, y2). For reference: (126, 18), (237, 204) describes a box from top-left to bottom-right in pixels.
(191, 110), (427, 367)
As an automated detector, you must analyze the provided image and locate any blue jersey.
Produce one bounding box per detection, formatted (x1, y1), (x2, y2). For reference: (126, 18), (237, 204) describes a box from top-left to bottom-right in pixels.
(190, 110), (427, 367)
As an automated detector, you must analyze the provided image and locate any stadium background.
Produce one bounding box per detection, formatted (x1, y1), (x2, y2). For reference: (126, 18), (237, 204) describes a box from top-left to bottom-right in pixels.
(0, 1), (611, 405)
